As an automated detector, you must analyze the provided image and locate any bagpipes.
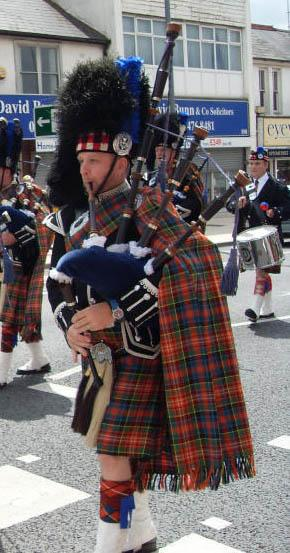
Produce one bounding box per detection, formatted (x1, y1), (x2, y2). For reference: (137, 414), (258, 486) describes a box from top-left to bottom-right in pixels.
(50, 23), (253, 344)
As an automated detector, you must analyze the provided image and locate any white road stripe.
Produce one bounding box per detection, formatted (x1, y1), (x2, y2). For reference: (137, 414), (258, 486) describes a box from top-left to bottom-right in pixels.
(29, 382), (77, 399)
(16, 455), (41, 464)
(267, 435), (290, 450)
(232, 314), (290, 327)
(48, 365), (81, 381)
(201, 517), (232, 530)
(0, 465), (90, 529)
(160, 532), (245, 552)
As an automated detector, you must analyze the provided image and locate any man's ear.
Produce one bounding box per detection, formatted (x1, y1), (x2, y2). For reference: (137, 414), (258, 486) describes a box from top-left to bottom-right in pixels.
(117, 156), (130, 175)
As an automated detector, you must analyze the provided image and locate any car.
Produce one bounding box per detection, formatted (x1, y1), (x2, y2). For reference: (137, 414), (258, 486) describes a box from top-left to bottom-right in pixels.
(281, 184), (290, 239)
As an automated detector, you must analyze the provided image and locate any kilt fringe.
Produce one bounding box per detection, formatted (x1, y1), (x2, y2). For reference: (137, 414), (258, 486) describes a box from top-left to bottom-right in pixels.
(134, 454), (255, 493)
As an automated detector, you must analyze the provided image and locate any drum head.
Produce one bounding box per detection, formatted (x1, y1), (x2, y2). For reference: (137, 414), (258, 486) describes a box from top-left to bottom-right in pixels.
(237, 225), (277, 242)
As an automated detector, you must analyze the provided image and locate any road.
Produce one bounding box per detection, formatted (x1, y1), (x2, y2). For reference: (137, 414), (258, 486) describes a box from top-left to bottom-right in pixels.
(0, 230), (289, 553)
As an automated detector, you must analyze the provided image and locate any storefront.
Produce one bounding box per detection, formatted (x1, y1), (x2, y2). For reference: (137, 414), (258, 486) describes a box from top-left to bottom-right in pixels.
(0, 94), (56, 186)
(160, 98), (251, 201)
(263, 117), (290, 185)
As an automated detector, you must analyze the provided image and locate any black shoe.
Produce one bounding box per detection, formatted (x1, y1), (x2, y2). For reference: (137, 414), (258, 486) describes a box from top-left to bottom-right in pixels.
(0, 382), (8, 390)
(123, 538), (158, 553)
(245, 308), (258, 322)
(259, 312), (275, 319)
(17, 363), (51, 375)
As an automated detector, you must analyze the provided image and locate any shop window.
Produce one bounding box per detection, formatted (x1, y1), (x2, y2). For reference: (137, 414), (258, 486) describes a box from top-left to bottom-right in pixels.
(259, 69), (266, 107)
(17, 44), (59, 94)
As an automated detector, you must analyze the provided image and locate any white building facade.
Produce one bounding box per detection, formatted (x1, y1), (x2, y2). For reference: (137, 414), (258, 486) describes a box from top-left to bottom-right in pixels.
(0, 0), (108, 184)
(56, 0), (255, 199)
(252, 25), (290, 185)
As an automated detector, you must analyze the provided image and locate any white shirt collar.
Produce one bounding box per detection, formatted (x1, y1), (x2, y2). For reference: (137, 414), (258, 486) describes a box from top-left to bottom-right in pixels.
(255, 172), (268, 195)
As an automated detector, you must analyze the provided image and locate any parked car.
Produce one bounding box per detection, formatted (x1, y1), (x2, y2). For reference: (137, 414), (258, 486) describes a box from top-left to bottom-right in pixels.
(281, 185), (290, 238)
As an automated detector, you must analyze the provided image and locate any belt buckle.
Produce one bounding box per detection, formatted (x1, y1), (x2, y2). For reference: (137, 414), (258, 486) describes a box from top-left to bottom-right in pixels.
(91, 342), (112, 364)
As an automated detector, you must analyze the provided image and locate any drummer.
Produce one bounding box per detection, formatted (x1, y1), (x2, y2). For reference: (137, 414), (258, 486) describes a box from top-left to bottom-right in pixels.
(238, 146), (290, 322)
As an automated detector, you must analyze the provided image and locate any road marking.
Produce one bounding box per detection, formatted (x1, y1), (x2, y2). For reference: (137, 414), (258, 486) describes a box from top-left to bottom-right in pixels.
(232, 314), (290, 327)
(16, 455), (41, 464)
(160, 532), (245, 552)
(48, 365), (81, 381)
(267, 435), (290, 450)
(0, 465), (90, 529)
(201, 517), (232, 530)
(29, 382), (77, 399)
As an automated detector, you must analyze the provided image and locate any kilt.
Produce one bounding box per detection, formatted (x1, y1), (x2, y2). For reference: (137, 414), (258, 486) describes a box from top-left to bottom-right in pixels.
(97, 351), (166, 458)
(65, 185), (255, 492)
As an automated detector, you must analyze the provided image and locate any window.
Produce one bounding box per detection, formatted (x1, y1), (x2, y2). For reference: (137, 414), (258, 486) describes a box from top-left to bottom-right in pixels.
(259, 69), (266, 107)
(18, 44), (59, 94)
(123, 16), (183, 66)
(272, 69), (280, 112)
(123, 16), (242, 72)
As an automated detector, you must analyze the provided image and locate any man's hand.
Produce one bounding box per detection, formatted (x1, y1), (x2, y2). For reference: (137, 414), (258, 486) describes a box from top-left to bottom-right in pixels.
(71, 302), (114, 333)
(1, 231), (16, 246)
(66, 326), (92, 357)
(238, 196), (247, 209)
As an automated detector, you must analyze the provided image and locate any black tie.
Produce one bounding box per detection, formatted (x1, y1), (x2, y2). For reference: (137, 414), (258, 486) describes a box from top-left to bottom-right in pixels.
(255, 179), (259, 190)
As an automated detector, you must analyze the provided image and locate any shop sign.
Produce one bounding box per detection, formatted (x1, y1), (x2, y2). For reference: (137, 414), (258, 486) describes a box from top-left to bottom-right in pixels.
(160, 98), (249, 137)
(34, 105), (57, 137)
(268, 148), (290, 158)
(35, 137), (58, 153)
(0, 94), (56, 139)
(263, 117), (290, 147)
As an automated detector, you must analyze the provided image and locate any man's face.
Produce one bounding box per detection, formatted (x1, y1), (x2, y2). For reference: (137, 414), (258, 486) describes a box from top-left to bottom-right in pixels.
(77, 151), (128, 195)
(155, 145), (176, 177)
(248, 159), (268, 180)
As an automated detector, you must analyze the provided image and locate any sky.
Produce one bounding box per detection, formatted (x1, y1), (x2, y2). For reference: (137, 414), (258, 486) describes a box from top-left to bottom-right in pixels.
(250, 0), (289, 29)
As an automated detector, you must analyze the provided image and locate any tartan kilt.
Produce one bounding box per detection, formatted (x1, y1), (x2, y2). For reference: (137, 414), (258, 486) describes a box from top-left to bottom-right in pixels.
(97, 351), (167, 459)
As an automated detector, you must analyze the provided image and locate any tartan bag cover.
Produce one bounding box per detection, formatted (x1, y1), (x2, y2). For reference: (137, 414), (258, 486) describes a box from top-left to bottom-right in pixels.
(66, 186), (255, 492)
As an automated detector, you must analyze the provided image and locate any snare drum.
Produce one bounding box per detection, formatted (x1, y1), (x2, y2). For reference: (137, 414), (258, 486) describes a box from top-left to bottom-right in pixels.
(236, 225), (284, 270)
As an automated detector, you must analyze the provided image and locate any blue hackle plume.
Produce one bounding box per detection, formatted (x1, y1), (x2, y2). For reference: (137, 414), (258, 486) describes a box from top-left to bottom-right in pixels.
(179, 112), (189, 129)
(116, 56), (143, 144)
(221, 246), (239, 296)
(257, 146), (266, 157)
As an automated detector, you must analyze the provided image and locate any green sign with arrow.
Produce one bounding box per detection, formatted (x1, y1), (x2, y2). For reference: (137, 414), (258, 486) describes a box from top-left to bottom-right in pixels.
(34, 105), (57, 137)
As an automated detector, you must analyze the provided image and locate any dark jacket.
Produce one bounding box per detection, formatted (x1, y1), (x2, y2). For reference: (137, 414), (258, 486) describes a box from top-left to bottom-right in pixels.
(231, 174), (290, 242)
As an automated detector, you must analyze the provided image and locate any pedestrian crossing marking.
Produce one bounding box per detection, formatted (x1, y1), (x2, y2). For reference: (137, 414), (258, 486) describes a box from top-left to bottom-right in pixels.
(267, 435), (290, 450)
(201, 517), (232, 530)
(159, 532), (245, 552)
(47, 365), (81, 381)
(16, 454), (41, 464)
(0, 465), (90, 529)
(29, 382), (77, 399)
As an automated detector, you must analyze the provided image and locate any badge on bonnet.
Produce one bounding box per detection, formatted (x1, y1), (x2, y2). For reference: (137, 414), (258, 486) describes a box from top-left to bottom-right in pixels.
(113, 133), (132, 156)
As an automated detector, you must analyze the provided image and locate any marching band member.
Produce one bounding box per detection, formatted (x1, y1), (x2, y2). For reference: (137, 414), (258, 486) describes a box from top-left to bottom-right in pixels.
(148, 111), (205, 223)
(45, 56), (255, 553)
(0, 118), (52, 388)
(237, 147), (290, 322)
